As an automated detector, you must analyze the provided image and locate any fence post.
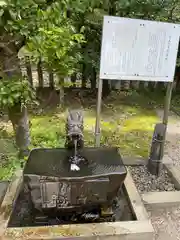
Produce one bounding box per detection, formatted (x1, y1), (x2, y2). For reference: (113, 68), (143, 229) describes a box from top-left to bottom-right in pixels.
(25, 56), (33, 86)
(37, 59), (43, 87)
(71, 74), (76, 87)
(49, 71), (54, 89)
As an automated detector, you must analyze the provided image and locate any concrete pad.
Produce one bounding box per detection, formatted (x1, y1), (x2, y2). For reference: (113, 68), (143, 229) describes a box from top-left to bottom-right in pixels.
(1, 169), (154, 240)
(142, 191), (180, 208)
(162, 156), (173, 165)
(124, 170), (149, 221)
(164, 164), (180, 190)
(0, 182), (9, 206)
(0, 170), (23, 237)
(4, 220), (154, 240)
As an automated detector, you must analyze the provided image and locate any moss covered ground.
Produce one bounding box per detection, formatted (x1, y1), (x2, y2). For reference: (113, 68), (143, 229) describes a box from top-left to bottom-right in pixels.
(0, 90), (160, 180)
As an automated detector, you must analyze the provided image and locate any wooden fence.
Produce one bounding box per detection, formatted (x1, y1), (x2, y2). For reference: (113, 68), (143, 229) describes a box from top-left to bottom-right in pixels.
(20, 57), (180, 92)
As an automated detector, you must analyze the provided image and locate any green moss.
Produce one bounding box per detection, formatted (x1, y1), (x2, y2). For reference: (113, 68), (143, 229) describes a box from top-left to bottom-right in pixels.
(30, 115), (65, 148)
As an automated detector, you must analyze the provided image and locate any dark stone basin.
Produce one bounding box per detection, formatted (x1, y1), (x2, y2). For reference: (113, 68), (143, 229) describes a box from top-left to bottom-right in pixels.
(7, 147), (133, 228)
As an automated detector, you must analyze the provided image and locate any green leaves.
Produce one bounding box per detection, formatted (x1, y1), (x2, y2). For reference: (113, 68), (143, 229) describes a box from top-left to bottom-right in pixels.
(26, 11), (85, 77)
(0, 0), (179, 90)
(0, 0), (6, 7)
(0, 75), (35, 108)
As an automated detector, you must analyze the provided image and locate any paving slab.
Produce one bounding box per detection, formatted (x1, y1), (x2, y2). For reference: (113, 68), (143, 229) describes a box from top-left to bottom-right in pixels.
(164, 164), (180, 190)
(142, 191), (180, 208)
(148, 207), (180, 240)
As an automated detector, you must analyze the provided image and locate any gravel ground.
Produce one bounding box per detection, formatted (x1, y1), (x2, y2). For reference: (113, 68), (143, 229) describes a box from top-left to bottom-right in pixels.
(129, 166), (176, 193)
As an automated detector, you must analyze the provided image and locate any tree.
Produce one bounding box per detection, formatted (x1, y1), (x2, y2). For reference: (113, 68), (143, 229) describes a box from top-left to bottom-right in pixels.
(26, 2), (85, 104)
(0, 0), (85, 156)
(0, 0), (179, 157)
(84, 0), (180, 95)
(69, 0), (180, 95)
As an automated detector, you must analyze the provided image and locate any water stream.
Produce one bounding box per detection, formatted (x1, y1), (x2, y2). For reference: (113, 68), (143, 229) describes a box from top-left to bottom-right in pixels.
(70, 139), (80, 171)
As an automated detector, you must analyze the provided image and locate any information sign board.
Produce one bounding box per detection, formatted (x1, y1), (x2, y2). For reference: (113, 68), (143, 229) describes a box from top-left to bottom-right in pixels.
(100, 16), (180, 82)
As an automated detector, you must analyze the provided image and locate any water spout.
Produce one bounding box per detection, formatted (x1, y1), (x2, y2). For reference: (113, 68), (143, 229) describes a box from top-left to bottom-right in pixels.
(70, 139), (80, 171)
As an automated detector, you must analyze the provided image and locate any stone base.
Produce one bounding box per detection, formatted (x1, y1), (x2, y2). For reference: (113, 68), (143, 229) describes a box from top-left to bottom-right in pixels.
(0, 169), (154, 240)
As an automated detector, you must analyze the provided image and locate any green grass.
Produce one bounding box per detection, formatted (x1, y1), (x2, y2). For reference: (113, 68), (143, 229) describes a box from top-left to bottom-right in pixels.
(0, 90), (159, 180)
(0, 127), (20, 180)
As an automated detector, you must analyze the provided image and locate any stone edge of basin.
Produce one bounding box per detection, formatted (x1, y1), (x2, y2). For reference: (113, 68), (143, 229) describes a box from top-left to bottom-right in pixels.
(0, 169), (154, 240)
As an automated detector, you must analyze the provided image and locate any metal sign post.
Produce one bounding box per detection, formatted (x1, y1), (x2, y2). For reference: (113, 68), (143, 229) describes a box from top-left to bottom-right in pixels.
(95, 78), (103, 147)
(95, 15), (180, 156)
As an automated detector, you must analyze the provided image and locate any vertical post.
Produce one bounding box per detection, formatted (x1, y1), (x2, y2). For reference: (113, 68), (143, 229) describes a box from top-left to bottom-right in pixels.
(37, 59), (43, 88)
(49, 71), (54, 89)
(160, 81), (174, 158)
(25, 56), (33, 86)
(95, 78), (103, 147)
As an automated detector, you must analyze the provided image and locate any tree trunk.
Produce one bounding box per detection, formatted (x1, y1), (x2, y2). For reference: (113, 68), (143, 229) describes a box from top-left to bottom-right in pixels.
(37, 59), (43, 88)
(90, 67), (97, 89)
(8, 104), (30, 157)
(108, 1), (116, 15)
(25, 56), (33, 86)
(49, 71), (54, 89)
(58, 76), (64, 106)
(0, 37), (31, 157)
(81, 62), (86, 88)
(148, 82), (155, 91)
(102, 79), (111, 99)
(175, 67), (180, 91)
(71, 73), (76, 87)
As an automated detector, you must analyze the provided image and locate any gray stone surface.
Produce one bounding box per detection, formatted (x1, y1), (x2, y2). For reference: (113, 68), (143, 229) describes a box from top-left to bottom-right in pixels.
(148, 206), (180, 240)
(0, 182), (9, 205)
(156, 109), (180, 167)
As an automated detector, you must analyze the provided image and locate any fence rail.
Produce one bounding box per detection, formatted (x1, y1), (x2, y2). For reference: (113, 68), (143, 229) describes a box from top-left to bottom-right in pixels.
(20, 57), (180, 92)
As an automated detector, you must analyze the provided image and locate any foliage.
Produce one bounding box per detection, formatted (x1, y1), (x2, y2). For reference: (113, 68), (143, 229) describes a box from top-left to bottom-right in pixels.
(0, 75), (35, 107)
(25, 2), (85, 78)
(0, 0), (179, 169)
(0, 0), (86, 76)
(69, 0), (180, 82)
(0, 0), (179, 89)
(27, 25), (84, 77)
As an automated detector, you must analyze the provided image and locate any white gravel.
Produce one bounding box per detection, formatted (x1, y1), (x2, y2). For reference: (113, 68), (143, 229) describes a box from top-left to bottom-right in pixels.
(129, 166), (176, 193)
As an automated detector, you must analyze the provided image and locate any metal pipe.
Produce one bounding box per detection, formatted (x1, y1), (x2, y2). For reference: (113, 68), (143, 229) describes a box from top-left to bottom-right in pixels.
(95, 78), (103, 147)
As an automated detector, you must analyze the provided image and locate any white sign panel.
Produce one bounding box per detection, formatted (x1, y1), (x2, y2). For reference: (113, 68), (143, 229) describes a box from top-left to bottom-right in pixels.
(100, 16), (180, 82)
